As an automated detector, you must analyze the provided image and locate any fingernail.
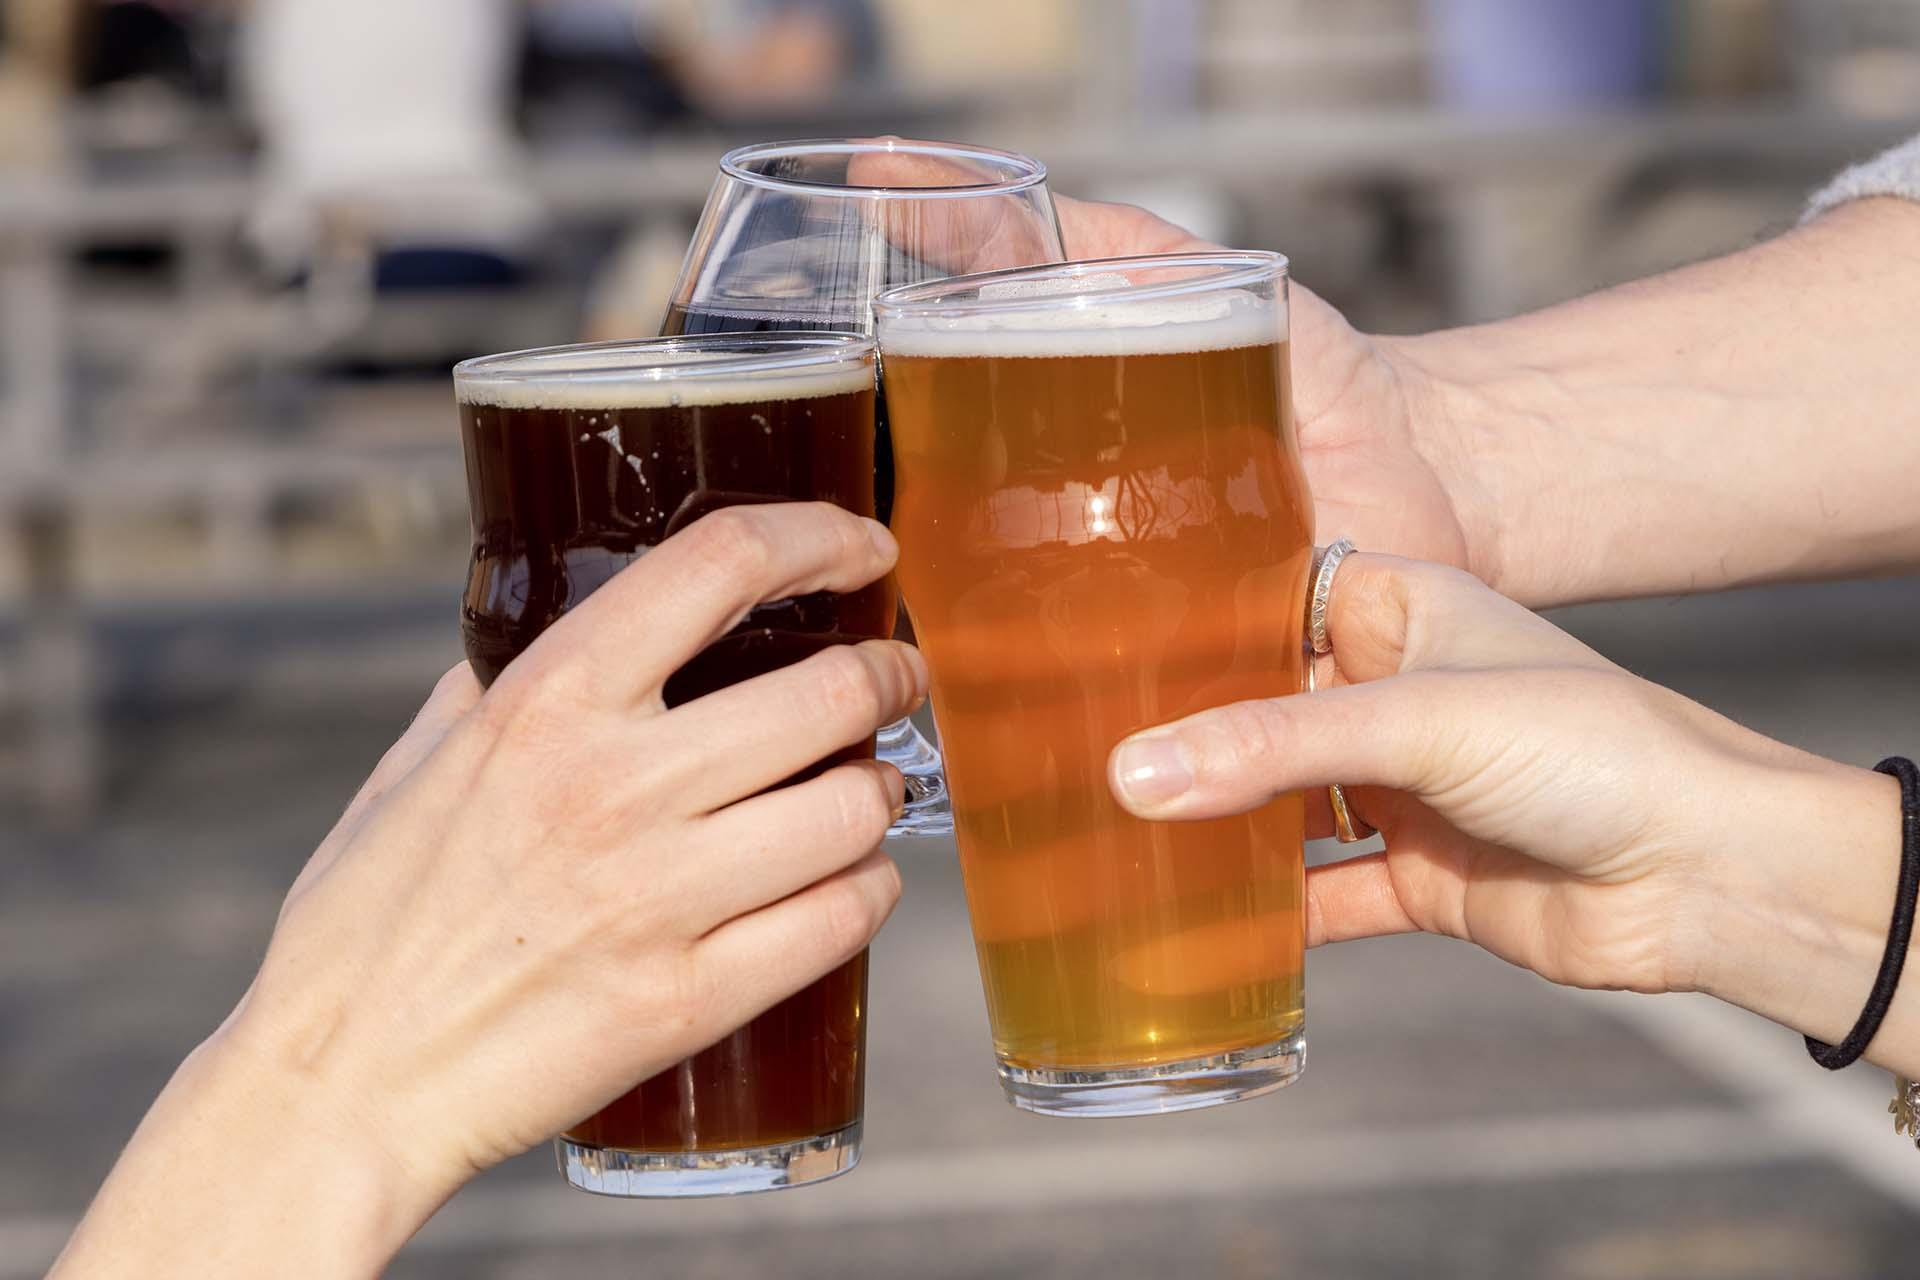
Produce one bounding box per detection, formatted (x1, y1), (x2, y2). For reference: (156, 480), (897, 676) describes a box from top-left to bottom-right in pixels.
(1112, 736), (1194, 808)
(864, 518), (898, 561)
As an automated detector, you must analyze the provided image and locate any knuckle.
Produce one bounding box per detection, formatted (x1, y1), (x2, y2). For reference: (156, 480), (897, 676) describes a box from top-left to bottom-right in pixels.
(1394, 560), (1474, 645)
(1208, 699), (1286, 773)
(1413, 559), (1482, 598)
(828, 503), (870, 556)
(827, 766), (895, 845)
(817, 871), (891, 959)
(432, 661), (479, 702)
(812, 645), (888, 727)
(480, 661), (585, 752)
(692, 506), (778, 579)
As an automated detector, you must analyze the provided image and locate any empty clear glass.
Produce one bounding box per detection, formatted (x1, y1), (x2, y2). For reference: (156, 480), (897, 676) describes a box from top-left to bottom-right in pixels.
(662, 138), (1065, 837)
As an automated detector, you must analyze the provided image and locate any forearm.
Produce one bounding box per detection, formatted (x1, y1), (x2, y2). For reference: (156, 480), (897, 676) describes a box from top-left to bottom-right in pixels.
(1695, 760), (1920, 1079)
(51, 1032), (440, 1279)
(1392, 197), (1920, 607)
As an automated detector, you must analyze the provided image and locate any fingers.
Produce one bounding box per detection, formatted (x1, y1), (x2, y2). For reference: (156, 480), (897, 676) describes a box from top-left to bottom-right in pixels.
(844, 137), (1013, 190)
(843, 139), (1060, 274)
(1303, 851), (1419, 947)
(503, 504), (898, 710)
(1116, 554), (1604, 823)
(1051, 193), (1219, 259)
(672, 759), (904, 930)
(646, 639), (927, 814)
(692, 849), (902, 1031)
(1109, 674), (1474, 821)
(1321, 553), (1606, 685)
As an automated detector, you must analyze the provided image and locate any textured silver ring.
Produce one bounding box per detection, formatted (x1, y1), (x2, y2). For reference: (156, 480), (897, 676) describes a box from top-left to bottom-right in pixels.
(1309, 537), (1356, 656)
(1305, 538), (1372, 843)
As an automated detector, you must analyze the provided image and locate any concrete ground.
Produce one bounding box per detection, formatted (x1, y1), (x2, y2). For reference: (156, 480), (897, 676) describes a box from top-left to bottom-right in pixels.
(5, 575), (1920, 1277)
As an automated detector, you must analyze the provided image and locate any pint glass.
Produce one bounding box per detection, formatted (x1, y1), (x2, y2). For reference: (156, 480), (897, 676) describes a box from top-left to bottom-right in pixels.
(453, 333), (887, 1194)
(874, 254), (1312, 1116)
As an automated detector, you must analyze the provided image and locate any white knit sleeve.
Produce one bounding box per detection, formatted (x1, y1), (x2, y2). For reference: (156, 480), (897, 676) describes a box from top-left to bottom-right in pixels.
(1805, 134), (1920, 221)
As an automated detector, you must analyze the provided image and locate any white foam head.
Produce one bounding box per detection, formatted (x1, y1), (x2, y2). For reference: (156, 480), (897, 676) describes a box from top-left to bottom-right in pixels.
(457, 346), (872, 410)
(876, 287), (1284, 359)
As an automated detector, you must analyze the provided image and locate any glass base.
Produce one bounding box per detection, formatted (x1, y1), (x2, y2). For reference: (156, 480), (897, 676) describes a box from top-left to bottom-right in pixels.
(555, 1121), (861, 1198)
(878, 715), (952, 838)
(997, 1025), (1304, 1118)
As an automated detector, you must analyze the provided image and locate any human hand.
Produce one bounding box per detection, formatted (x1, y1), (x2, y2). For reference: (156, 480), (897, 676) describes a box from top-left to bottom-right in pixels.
(55, 503), (927, 1277)
(843, 145), (1475, 584)
(1106, 555), (1906, 1062)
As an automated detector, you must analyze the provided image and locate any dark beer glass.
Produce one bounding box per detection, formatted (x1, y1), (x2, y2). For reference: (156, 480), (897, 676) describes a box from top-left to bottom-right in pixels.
(453, 333), (886, 1197)
(661, 138), (1067, 837)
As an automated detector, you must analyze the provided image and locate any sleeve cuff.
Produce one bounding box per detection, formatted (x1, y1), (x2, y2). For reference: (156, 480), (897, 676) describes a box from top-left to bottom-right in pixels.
(1804, 134), (1920, 222)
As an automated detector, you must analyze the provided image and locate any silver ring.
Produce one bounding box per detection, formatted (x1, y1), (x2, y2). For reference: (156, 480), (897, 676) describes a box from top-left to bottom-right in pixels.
(1309, 537), (1356, 656)
(1305, 538), (1371, 843)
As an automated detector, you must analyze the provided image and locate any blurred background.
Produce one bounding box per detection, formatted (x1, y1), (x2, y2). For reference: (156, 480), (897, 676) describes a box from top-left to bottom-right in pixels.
(6, 1), (1920, 1275)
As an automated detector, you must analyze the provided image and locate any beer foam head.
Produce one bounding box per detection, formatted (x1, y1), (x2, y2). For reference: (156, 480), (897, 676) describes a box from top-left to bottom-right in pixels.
(876, 287), (1285, 359)
(456, 345), (872, 410)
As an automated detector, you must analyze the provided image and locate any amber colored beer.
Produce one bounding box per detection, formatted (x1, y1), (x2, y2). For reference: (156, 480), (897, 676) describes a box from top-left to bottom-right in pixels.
(880, 289), (1311, 1085)
(453, 336), (887, 1190)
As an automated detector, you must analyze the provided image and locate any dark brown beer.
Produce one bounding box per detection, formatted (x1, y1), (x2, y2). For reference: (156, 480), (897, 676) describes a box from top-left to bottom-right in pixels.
(660, 301), (899, 534)
(456, 341), (887, 1162)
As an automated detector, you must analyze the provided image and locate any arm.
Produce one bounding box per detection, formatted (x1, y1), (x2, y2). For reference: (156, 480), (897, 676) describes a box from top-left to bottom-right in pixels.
(1055, 191), (1920, 609)
(52, 504), (926, 1277)
(49, 1036), (433, 1277)
(1393, 196), (1920, 606)
(1108, 554), (1920, 1078)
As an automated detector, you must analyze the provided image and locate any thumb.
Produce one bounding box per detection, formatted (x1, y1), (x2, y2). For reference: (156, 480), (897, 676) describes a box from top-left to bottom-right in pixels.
(1108, 673), (1470, 821)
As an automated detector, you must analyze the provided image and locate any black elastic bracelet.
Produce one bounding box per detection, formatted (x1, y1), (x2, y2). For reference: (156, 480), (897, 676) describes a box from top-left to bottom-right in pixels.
(1806, 756), (1920, 1070)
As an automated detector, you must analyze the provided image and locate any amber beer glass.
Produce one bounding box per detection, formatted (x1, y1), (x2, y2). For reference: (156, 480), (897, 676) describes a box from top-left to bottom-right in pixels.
(453, 334), (887, 1194)
(875, 253), (1312, 1116)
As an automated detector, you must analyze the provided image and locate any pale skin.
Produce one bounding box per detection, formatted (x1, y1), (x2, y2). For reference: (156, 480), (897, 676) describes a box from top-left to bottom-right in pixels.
(52, 504), (929, 1278)
(1054, 192), (1920, 603)
(51, 186), (1920, 1272)
(1064, 192), (1920, 1075)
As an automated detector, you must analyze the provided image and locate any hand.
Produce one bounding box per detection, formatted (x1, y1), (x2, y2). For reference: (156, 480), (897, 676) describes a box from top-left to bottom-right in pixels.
(55, 503), (928, 1277)
(1105, 555), (1909, 1069)
(839, 155), (1489, 581)
(1054, 195), (1489, 580)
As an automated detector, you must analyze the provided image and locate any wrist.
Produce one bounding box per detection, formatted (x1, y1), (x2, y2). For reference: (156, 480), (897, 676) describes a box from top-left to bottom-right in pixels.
(1691, 760), (1917, 1070)
(1387, 199), (1920, 607)
(1377, 327), (1547, 604)
(197, 1016), (462, 1255)
(54, 1027), (447, 1278)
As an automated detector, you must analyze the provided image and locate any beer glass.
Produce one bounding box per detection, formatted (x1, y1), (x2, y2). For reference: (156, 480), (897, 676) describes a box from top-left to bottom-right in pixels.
(454, 333), (886, 1195)
(874, 253), (1312, 1117)
(663, 138), (1066, 836)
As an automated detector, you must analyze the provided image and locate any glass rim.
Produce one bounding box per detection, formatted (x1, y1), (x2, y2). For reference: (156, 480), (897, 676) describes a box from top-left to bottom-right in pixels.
(452, 332), (874, 390)
(871, 251), (1289, 320)
(718, 137), (1049, 201)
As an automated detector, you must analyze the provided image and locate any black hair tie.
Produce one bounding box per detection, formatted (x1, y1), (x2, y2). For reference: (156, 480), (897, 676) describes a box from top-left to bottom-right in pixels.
(1805, 756), (1920, 1071)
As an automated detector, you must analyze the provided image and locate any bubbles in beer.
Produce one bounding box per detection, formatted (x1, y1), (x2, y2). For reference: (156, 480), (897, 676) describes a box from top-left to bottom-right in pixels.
(878, 289), (1284, 360)
(457, 346), (870, 412)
